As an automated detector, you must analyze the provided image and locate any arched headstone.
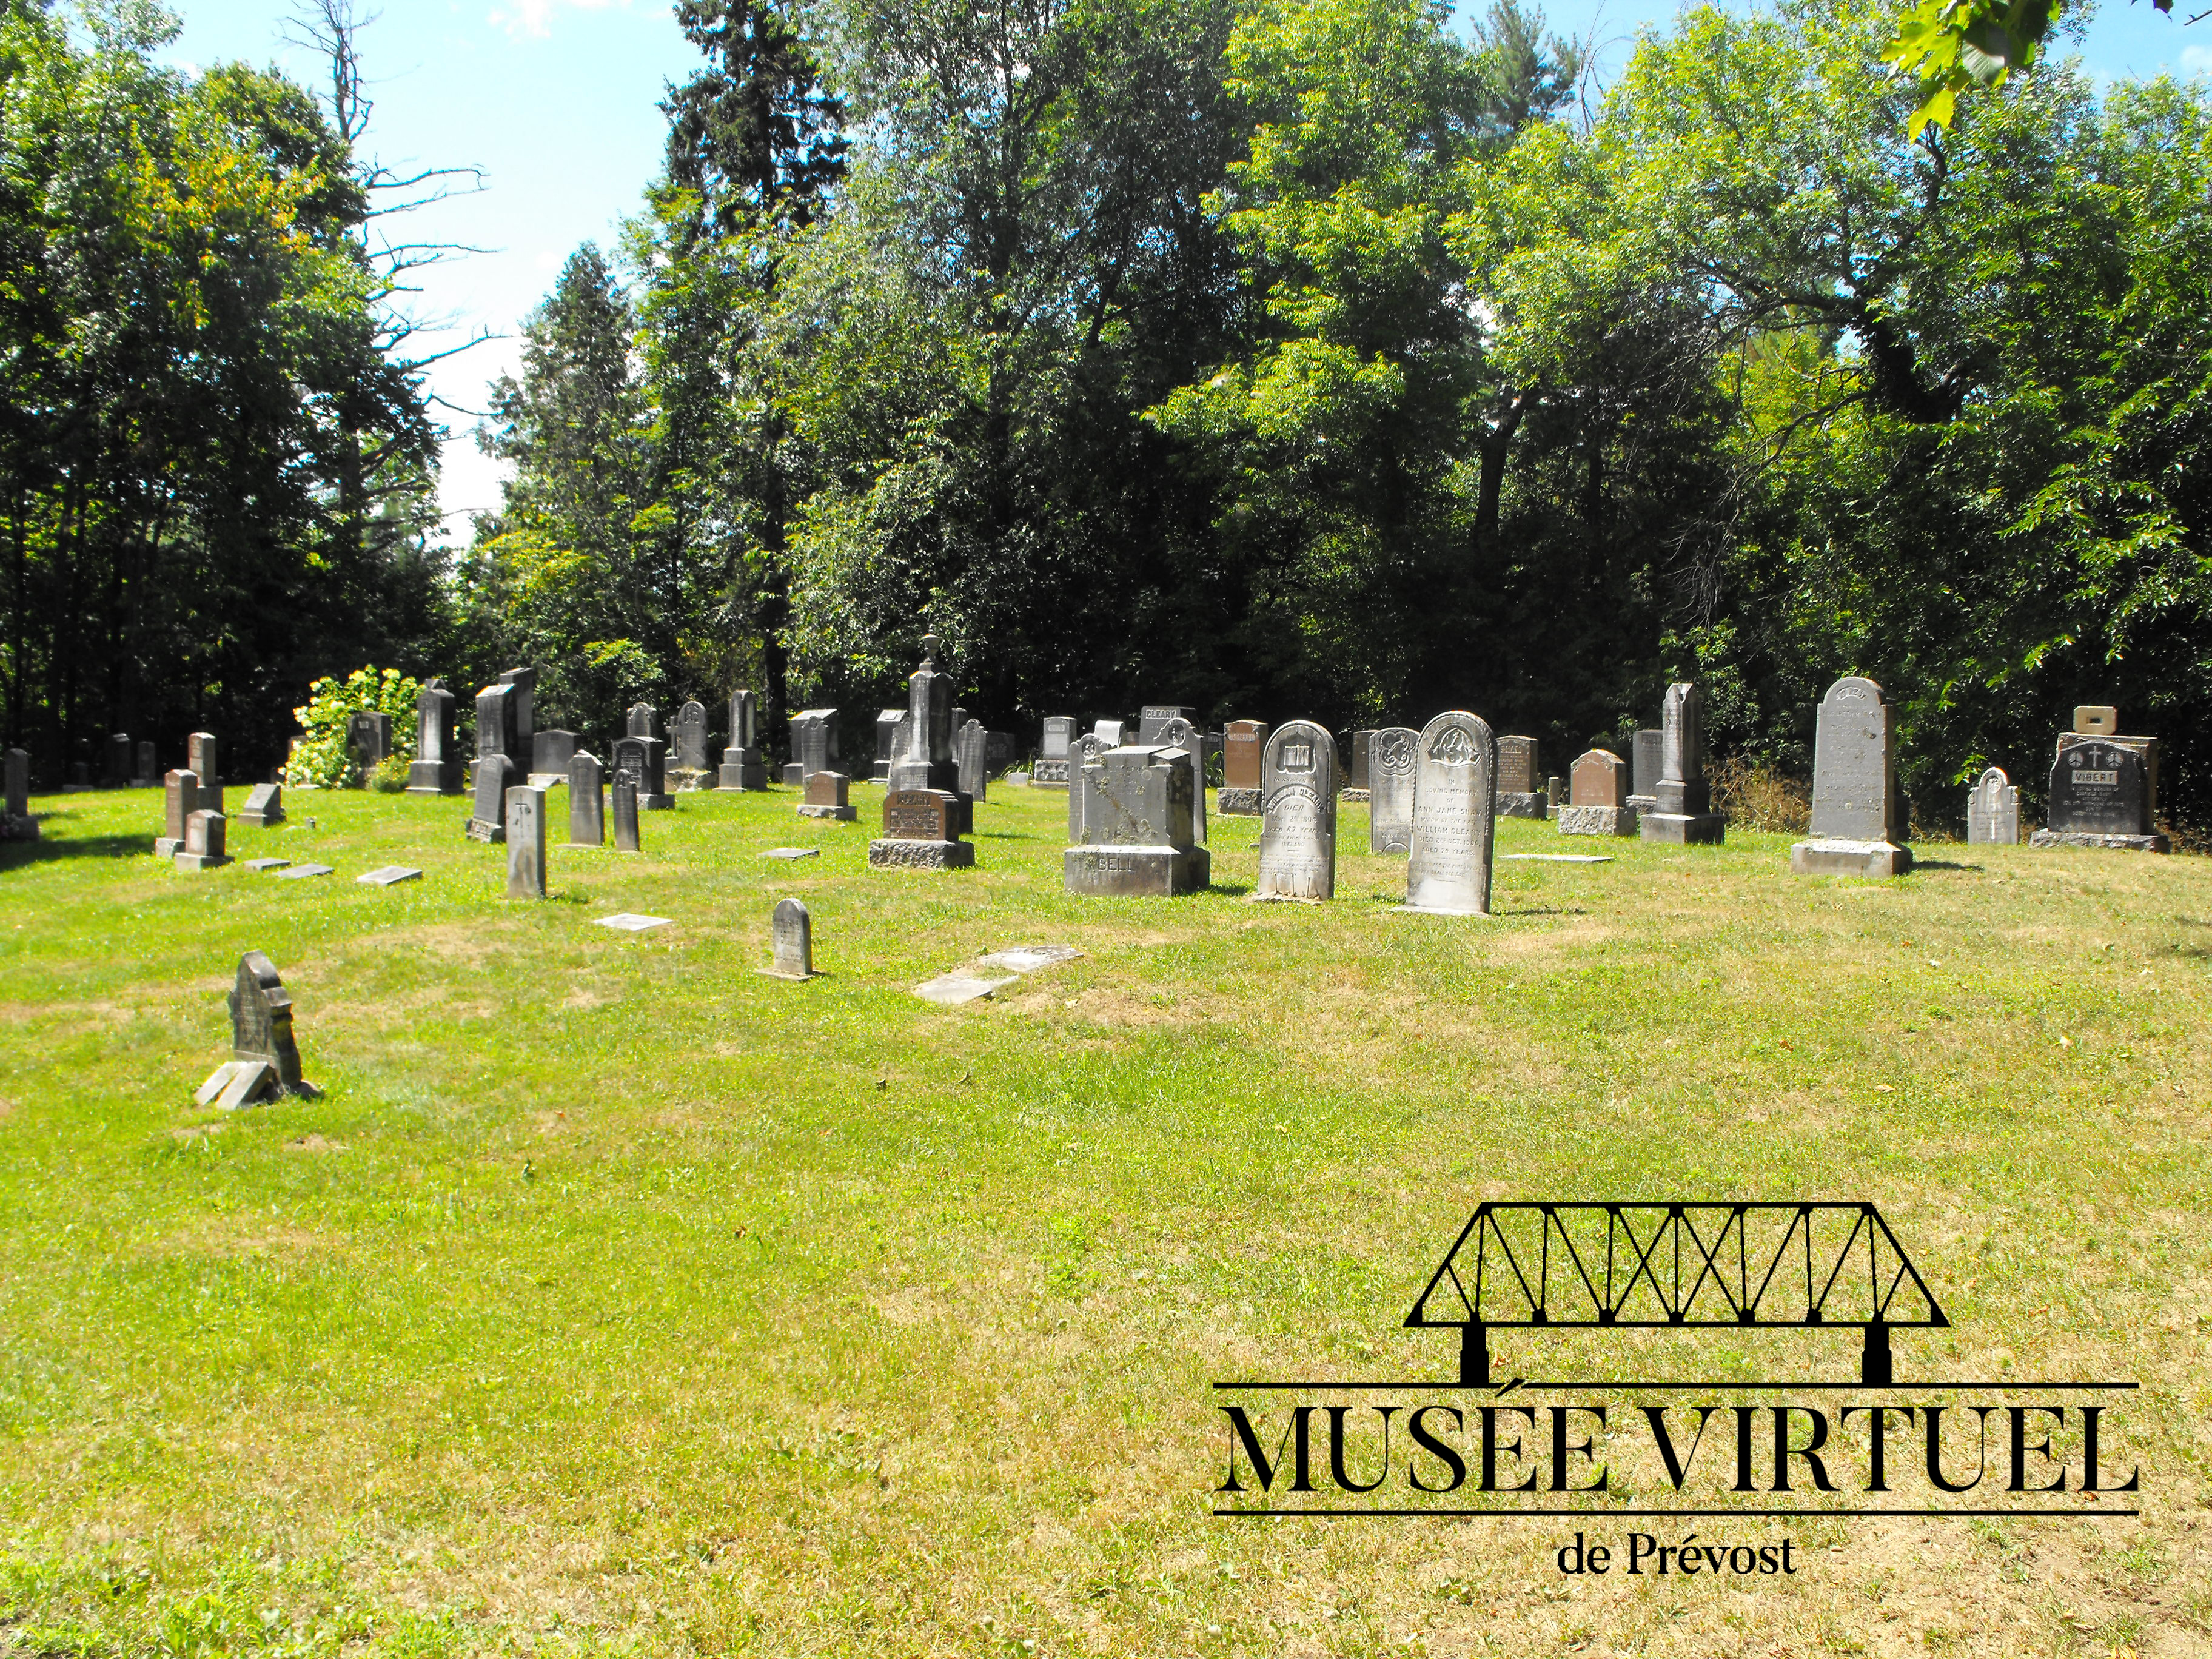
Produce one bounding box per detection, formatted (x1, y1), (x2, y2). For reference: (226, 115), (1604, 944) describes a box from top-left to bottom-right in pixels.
(1255, 722), (1338, 900)
(1403, 712), (1495, 916)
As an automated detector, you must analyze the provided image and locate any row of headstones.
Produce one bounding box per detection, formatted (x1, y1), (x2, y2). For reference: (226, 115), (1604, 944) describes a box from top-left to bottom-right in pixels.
(1964, 705), (2167, 853)
(793, 705), (1007, 800)
(153, 736), (286, 870)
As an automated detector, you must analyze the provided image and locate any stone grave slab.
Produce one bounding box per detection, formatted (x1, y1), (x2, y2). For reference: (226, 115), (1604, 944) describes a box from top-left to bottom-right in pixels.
(913, 972), (1017, 1006)
(760, 846), (820, 860)
(357, 866), (422, 886)
(278, 863), (335, 880)
(241, 857), (291, 873)
(597, 913), (671, 932)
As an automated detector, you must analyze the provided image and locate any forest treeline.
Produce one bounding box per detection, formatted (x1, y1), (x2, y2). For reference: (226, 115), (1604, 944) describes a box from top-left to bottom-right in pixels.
(7, 0), (2212, 825)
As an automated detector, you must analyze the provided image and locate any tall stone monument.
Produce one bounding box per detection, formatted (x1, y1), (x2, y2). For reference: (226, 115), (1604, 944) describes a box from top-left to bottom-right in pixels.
(1965, 766), (2019, 846)
(407, 683), (464, 795)
(189, 732), (223, 814)
(1790, 676), (1913, 877)
(1403, 712), (1496, 916)
(612, 773), (641, 852)
(1, 747), (35, 841)
(887, 638), (961, 812)
(569, 751), (605, 845)
(498, 666), (537, 758)
(957, 719), (988, 803)
(156, 769), (199, 859)
(475, 683), (520, 772)
(1640, 683), (1726, 845)
(1558, 749), (1634, 837)
(720, 689), (768, 790)
(1496, 736), (1546, 819)
(1064, 745), (1209, 896)
(1254, 722), (1338, 900)
(1368, 726), (1417, 855)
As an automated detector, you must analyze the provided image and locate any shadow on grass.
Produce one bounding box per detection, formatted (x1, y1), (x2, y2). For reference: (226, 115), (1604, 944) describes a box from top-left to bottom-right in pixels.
(1208, 881), (1254, 897)
(1911, 860), (1985, 873)
(0, 828), (149, 868)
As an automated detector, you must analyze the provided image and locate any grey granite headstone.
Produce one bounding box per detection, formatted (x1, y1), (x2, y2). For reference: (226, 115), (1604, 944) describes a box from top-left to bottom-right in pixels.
(1033, 716), (1074, 787)
(1965, 766), (2019, 846)
(612, 735), (672, 808)
(347, 709), (390, 769)
(799, 769), (857, 820)
(133, 739), (156, 786)
(720, 688), (767, 789)
(531, 729), (578, 782)
(1629, 728), (1662, 812)
(189, 733), (222, 812)
(1403, 711), (1495, 916)
(238, 782), (284, 828)
(498, 666), (537, 750)
(763, 897), (815, 979)
(1159, 716), (1207, 846)
(157, 769), (199, 858)
(1791, 676), (1912, 877)
(957, 719), (988, 803)
(1064, 745), (1207, 896)
(1641, 683), (1725, 844)
(626, 701), (662, 742)
(1495, 735), (1540, 815)
(889, 639), (959, 806)
(2034, 739), (2166, 851)
(1219, 719), (1266, 816)
(176, 809), (230, 871)
(466, 756), (514, 842)
(409, 685), (464, 794)
(789, 710), (839, 787)
(673, 701), (711, 771)
(1092, 719), (1131, 747)
(612, 774), (640, 852)
(871, 708), (904, 783)
(506, 785), (548, 899)
(1255, 721), (1338, 900)
(1559, 748), (1635, 837)
(569, 751), (605, 845)
(1368, 726), (1417, 854)
(104, 732), (131, 787)
(1344, 729), (1375, 796)
(475, 684), (518, 763)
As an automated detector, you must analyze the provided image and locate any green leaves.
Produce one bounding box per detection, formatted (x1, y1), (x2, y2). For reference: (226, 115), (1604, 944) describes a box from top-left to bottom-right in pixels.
(1883, 0), (2054, 138)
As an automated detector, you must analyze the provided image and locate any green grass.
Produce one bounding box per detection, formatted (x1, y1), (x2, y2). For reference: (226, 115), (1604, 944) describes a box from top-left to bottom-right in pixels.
(1, 779), (2207, 1657)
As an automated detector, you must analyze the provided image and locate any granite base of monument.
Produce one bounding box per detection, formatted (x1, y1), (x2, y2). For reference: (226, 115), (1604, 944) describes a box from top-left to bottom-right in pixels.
(718, 761), (768, 790)
(1063, 844), (1209, 897)
(1031, 759), (1068, 788)
(1626, 793), (1657, 813)
(1218, 788), (1260, 816)
(868, 838), (975, 870)
(1641, 811), (1725, 845)
(406, 760), (465, 796)
(2029, 829), (2170, 854)
(1558, 805), (1637, 837)
(174, 848), (231, 871)
(638, 793), (675, 811)
(153, 837), (184, 859)
(1498, 791), (1548, 820)
(797, 802), (858, 822)
(1790, 837), (1913, 877)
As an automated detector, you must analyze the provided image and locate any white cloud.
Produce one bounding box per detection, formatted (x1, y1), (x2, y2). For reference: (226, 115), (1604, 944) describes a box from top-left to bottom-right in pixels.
(2181, 42), (2212, 75)
(488, 0), (630, 40)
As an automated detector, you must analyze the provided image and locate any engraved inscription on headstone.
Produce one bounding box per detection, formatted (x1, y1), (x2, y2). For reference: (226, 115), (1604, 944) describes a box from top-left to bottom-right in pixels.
(1033, 716), (1074, 786)
(1255, 722), (1338, 900)
(1403, 712), (1495, 915)
(763, 897), (816, 979)
(1965, 766), (2019, 846)
(1496, 735), (1545, 819)
(1791, 676), (1912, 877)
(1138, 706), (1197, 744)
(1063, 745), (1208, 896)
(1368, 726), (1418, 855)
(2040, 738), (2161, 848)
(612, 734), (672, 808)
(870, 785), (974, 869)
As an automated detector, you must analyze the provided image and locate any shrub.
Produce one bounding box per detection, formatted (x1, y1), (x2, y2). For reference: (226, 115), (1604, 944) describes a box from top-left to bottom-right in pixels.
(1708, 753), (1811, 834)
(369, 754), (412, 793)
(285, 667), (423, 791)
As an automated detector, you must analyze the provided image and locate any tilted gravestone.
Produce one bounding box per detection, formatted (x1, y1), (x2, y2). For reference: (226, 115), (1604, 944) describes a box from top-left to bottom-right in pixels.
(720, 689), (767, 791)
(156, 769), (199, 858)
(2034, 739), (2167, 852)
(1559, 749), (1634, 837)
(195, 950), (314, 1110)
(2, 747), (34, 841)
(1033, 716), (1076, 787)
(1368, 726), (1418, 855)
(1404, 712), (1496, 916)
(175, 808), (230, 871)
(189, 733), (223, 813)
(1791, 676), (1912, 877)
(799, 769), (857, 820)
(869, 786), (974, 870)
(465, 755), (514, 842)
(1065, 745), (1208, 896)
(133, 740), (156, 787)
(1640, 683), (1726, 845)
(1966, 766), (2019, 846)
(238, 782), (284, 828)
(1496, 735), (1546, 819)
(872, 708), (905, 783)
(762, 897), (816, 979)
(569, 751), (605, 846)
(1255, 721), (1338, 900)
(506, 785), (548, 899)
(408, 684), (464, 795)
(1158, 717), (1207, 847)
(1219, 719), (1267, 816)
(672, 701), (712, 773)
(612, 773), (641, 852)
(612, 734), (673, 809)
(1629, 728), (1662, 813)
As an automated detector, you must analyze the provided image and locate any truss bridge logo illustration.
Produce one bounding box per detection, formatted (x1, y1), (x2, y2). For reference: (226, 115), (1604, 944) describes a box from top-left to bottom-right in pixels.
(1212, 1202), (2141, 1521)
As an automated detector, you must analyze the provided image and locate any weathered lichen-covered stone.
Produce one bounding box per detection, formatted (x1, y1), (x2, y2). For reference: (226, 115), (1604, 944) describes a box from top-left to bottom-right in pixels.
(409, 685), (464, 795)
(238, 782), (284, 828)
(1067, 732), (1110, 842)
(531, 729), (578, 783)
(506, 786), (548, 899)
(673, 701), (711, 771)
(158, 768), (199, 858)
(198, 949), (311, 1108)
(1557, 805), (1636, 836)
(763, 897), (815, 979)
(1255, 721), (1338, 900)
(1032, 716), (1074, 786)
(175, 808), (230, 871)
(1404, 712), (1495, 916)
(569, 751), (605, 845)
(626, 701), (661, 741)
(1642, 683), (1726, 845)
(799, 769), (857, 820)
(476, 683), (519, 763)
(1965, 766), (2019, 845)
(1064, 745), (1208, 896)
(498, 667), (537, 751)
(2032, 737), (2166, 851)
(1368, 726), (1417, 854)
(1792, 676), (1912, 877)
(956, 719), (989, 803)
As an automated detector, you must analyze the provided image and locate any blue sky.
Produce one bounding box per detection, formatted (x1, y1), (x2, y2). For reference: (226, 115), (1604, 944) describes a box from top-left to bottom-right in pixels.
(161, 0), (2211, 538)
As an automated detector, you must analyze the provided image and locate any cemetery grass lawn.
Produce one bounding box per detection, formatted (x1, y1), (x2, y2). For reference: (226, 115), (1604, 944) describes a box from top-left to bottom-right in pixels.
(2, 781), (2210, 1659)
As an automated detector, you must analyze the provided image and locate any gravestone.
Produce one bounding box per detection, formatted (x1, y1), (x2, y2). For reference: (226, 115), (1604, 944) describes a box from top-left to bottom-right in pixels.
(1966, 766), (2019, 846)
(1158, 716), (1207, 846)
(568, 751), (605, 845)
(475, 683), (520, 765)
(506, 786), (548, 899)
(672, 701), (712, 773)
(531, 729), (578, 785)
(499, 667), (537, 754)
(2048, 708), (2160, 833)
(626, 702), (662, 742)
(1220, 719), (1267, 816)
(346, 710), (390, 770)
(1629, 728), (1662, 813)
(2, 747), (33, 841)
(719, 689), (768, 791)
(612, 774), (641, 851)
(1139, 705), (1198, 744)
(799, 769), (857, 821)
(156, 769), (199, 858)
(238, 782), (284, 828)
(465, 755), (514, 842)
(1558, 749), (1635, 837)
(888, 640), (962, 818)
(787, 709), (840, 788)
(195, 950), (312, 1109)
(1066, 732), (1111, 842)
(957, 719), (988, 803)
(2033, 739), (2168, 852)
(189, 733), (223, 813)
(1342, 729), (1377, 802)
(871, 708), (905, 783)
(1546, 776), (1563, 813)
(104, 733), (131, 788)
(1254, 722), (1338, 900)
(1092, 719), (1131, 747)
(407, 684), (464, 795)
(1403, 712), (1496, 916)
(762, 897), (816, 980)
(1368, 726), (1418, 855)
(1033, 716), (1075, 787)
(1791, 676), (1913, 877)
(1496, 736), (1546, 819)
(133, 740), (157, 788)
(1641, 683), (1726, 845)
(1064, 746), (1208, 896)
(612, 734), (673, 809)
(175, 808), (230, 871)
(868, 787), (974, 870)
